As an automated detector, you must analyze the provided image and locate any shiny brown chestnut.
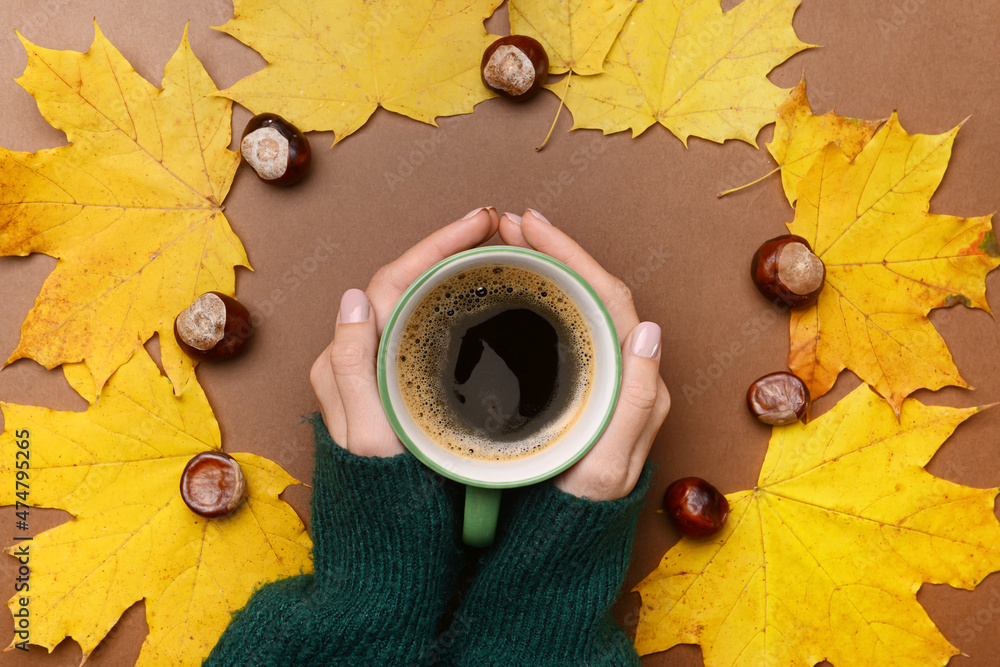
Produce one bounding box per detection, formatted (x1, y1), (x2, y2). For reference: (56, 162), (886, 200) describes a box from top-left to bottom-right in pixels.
(747, 371), (810, 425)
(481, 35), (549, 101)
(240, 113), (311, 185)
(664, 477), (730, 539)
(174, 292), (253, 362)
(751, 234), (825, 308)
(181, 451), (246, 518)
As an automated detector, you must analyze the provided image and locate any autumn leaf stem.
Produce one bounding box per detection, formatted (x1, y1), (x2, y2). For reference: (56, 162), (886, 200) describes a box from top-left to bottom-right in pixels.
(717, 165), (781, 198)
(536, 70), (572, 152)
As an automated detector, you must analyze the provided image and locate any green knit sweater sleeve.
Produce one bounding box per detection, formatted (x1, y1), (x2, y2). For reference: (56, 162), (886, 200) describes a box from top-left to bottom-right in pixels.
(445, 469), (652, 666)
(203, 416), (464, 666)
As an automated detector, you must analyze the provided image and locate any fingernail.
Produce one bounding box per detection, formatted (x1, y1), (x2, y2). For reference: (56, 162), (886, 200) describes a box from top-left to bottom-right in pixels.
(461, 206), (489, 221)
(503, 212), (522, 225)
(340, 289), (370, 323)
(631, 322), (661, 359)
(526, 208), (552, 225)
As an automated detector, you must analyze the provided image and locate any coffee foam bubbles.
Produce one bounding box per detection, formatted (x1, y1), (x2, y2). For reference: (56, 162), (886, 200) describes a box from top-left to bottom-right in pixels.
(397, 265), (594, 460)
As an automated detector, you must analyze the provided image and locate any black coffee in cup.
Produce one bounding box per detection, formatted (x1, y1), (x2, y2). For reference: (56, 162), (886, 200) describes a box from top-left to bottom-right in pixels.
(397, 265), (594, 460)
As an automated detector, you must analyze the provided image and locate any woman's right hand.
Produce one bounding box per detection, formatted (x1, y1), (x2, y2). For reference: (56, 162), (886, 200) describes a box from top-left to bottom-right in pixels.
(498, 209), (671, 501)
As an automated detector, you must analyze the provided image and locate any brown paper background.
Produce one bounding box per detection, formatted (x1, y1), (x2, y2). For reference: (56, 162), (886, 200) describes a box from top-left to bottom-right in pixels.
(1, 1), (998, 665)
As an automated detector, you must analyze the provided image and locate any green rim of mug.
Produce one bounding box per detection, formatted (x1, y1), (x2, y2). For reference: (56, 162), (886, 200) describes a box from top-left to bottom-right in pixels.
(376, 246), (622, 489)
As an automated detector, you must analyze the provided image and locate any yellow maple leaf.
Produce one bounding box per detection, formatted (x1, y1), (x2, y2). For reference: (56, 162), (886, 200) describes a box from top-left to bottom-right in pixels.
(785, 114), (999, 412)
(766, 78), (883, 206)
(509, 0), (637, 75)
(636, 384), (1000, 666)
(0, 351), (312, 665)
(216, 0), (503, 143)
(0, 24), (249, 398)
(546, 0), (811, 144)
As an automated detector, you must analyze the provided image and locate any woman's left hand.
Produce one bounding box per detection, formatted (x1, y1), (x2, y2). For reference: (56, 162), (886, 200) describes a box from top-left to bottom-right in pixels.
(309, 207), (500, 457)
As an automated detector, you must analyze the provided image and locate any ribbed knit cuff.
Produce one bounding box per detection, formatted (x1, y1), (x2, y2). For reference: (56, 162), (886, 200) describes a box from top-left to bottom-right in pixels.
(307, 415), (465, 656)
(447, 468), (652, 665)
(206, 419), (466, 666)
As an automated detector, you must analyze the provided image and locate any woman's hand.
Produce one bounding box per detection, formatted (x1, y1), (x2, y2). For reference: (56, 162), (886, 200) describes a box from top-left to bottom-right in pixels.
(498, 209), (671, 501)
(309, 207), (500, 457)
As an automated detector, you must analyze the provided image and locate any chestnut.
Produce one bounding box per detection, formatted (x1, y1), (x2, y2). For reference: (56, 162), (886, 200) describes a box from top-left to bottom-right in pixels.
(751, 234), (825, 308)
(240, 113), (311, 185)
(663, 477), (729, 539)
(174, 292), (253, 362)
(747, 371), (810, 425)
(181, 451), (246, 518)
(481, 35), (549, 101)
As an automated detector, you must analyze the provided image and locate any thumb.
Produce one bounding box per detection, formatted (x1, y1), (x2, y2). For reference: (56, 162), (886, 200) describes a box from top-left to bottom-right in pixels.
(328, 289), (403, 456)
